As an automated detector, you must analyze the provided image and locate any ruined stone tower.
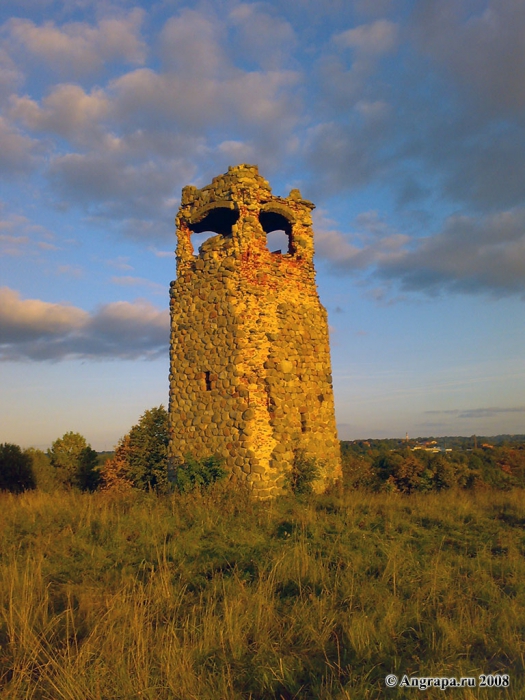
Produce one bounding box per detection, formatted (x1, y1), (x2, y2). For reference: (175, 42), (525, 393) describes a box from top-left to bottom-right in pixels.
(169, 164), (341, 497)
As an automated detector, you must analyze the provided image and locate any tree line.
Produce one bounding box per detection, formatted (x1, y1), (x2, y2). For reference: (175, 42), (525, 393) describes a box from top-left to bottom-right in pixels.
(0, 406), (169, 495)
(341, 440), (525, 492)
(2, 410), (525, 494)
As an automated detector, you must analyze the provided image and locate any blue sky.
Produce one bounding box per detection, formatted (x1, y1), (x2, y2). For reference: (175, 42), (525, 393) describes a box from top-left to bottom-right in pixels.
(1, 0), (524, 450)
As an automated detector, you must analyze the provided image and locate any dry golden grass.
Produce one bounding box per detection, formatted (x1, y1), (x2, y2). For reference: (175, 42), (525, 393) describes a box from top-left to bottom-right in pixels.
(1, 487), (524, 698)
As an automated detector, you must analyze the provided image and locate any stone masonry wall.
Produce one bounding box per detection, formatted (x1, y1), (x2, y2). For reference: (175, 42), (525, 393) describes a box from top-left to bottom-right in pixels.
(169, 164), (341, 497)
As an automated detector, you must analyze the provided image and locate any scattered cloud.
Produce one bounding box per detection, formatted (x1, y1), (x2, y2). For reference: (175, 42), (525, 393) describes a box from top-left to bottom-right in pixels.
(111, 275), (164, 294)
(1, 2), (525, 304)
(1, 9), (301, 231)
(228, 4), (297, 71)
(334, 19), (399, 55)
(314, 209), (410, 272)
(0, 286), (87, 343)
(380, 208), (525, 298)
(57, 264), (82, 278)
(0, 115), (39, 174)
(315, 206), (525, 300)
(0, 212), (55, 255)
(105, 256), (133, 271)
(5, 10), (146, 78)
(0, 287), (169, 361)
(426, 406), (525, 419)
(0, 46), (23, 102)
(305, 118), (390, 195)
(9, 85), (110, 145)
(0, 233), (29, 256)
(411, 0), (525, 114)
(148, 247), (173, 259)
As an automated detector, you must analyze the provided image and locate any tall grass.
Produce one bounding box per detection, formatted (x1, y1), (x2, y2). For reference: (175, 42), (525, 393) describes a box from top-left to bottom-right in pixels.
(1, 487), (524, 698)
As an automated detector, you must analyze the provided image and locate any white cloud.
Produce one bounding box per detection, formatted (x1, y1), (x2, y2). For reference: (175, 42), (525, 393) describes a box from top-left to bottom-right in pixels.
(48, 151), (191, 224)
(111, 275), (164, 294)
(380, 208), (525, 297)
(105, 256), (133, 271)
(228, 3), (296, 70)
(411, 0), (525, 114)
(110, 64), (300, 136)
(0, 47), (23, 103)
(0, 212), (55, 254)
(304, 118), (390, 194)
(335, 19), (399, 55)
(2, 7), (301, 233)
(9, 85), (110, 145)
(314, 209), (409, 271)
(159, 10), (229, 78)
(316, 206), (525, 300)
(0, 287), (168, 361)
(0, 233), (30, 256)
(6, 10), (146, 77)
(0, 286), (87, 343)
(318, 20), (398, 118)
(0, 115), (39, 174)
(57, 264), (82, 278)
(426, 406), (525, 419)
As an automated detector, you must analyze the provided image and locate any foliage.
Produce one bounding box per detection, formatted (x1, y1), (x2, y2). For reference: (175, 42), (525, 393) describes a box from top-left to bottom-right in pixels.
(174, 453), (227, 493)
(0, 443), (35, 493)
(100, 435), (134, 492)
(101, 406), (169, 492)
(48, 432), (100, 491)
(341, 450), (379, 490)
(1, 488), (524, 698)
(340, 440), (525, 493)
(25, 448), (59, 492)
(289, 449), (321, 495)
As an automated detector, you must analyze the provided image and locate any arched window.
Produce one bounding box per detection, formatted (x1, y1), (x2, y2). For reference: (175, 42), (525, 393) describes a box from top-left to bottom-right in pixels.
(189, 207), (239, 255)
(259, 211), (292, 255)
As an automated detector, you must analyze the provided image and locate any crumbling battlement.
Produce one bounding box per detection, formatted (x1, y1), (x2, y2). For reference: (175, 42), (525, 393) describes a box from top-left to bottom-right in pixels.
(169, 164), (341, 497)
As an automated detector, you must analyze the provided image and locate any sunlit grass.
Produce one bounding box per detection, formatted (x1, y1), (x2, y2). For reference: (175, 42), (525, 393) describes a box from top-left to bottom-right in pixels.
(1, 488), (524, 698)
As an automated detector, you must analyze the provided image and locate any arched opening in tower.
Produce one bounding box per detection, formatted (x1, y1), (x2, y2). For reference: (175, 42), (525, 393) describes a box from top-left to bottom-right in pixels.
(189, 207), (239, 255)
(259, 211), (292, 255)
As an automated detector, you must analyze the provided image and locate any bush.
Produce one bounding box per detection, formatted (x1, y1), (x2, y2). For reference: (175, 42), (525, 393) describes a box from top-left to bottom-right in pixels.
(174, 454), (227, 493)
(342, 452), (378, 490)
(0, 443), (35, 493)
(289, 450), (321, 495)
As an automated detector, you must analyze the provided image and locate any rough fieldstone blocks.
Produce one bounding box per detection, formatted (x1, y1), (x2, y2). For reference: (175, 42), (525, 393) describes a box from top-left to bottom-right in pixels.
(169, 164), (341, 496)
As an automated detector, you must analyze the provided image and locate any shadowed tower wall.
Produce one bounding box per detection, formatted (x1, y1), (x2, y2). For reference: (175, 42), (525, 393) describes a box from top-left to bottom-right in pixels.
(169, 164), (341, 497)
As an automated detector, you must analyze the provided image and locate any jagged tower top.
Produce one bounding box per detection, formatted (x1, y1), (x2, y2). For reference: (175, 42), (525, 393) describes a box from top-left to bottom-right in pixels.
(175, 164), (316, 272)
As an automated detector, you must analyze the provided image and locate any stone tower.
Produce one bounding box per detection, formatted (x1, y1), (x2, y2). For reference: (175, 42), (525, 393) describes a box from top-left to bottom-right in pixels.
(169, 164), (341, 497)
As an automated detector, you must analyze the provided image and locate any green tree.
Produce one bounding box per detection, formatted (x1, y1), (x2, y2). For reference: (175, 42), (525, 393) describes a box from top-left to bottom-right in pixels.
(48, 432), (100, 491)
(428, 454), (457, 490)
(25, 448), (58, 492)
(101, 406), (169, 492)
(375, 451), (426, 493)
(0, 443), (36, 493)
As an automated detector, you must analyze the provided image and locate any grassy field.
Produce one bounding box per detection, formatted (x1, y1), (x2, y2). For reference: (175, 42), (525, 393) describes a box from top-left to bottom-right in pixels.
(1, 487), (524, 699)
